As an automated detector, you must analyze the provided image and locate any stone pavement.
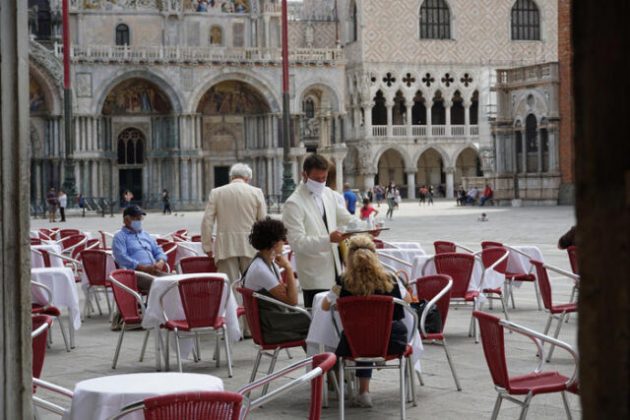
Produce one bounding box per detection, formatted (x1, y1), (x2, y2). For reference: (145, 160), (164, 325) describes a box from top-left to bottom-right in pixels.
(32, 201), (580, 419)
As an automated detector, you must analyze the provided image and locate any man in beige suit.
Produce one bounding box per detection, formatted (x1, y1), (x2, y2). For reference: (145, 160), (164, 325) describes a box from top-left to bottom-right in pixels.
(201, 163), (267, 284)
(283, 154), (353, 308)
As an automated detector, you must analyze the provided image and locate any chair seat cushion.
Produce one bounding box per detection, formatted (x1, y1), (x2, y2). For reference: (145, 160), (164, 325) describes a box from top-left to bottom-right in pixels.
(483, 288), (502, 295)
(550, 302), (578, 314)
(123, 316), (142, 324)
(421, 332), (444, 341)
(506, 272), (535, 281)
(32, 304), (61, 317)
(162, 317), (225, 331)
(508, 371), (570, 395)
(260, 339), (306, 351)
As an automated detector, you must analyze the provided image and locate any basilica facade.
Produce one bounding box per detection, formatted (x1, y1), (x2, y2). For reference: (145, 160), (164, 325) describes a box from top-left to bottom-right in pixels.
(27, 0), (564, 209)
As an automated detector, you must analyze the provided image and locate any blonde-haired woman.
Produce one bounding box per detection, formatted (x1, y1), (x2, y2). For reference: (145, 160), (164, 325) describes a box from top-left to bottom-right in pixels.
(322, 234), (411, 408)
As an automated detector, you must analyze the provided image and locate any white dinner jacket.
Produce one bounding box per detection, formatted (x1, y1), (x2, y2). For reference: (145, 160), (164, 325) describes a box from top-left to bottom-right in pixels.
(282, 183), (352, 291)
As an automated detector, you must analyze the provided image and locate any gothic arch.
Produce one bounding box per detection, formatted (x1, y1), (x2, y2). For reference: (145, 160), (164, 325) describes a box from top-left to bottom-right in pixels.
(189, 71), (280, 114)
(94, 70), (183, 115)
(29, 63), (61, 115)
(372, 144), (412, 169)
(452, 142), (480, 165)
(513, 89), (549, 123)
(411, 144), (451, 168)
(296, 81), (342, 113)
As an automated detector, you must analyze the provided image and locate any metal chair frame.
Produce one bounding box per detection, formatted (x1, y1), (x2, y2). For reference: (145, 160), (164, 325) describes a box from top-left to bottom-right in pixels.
(474, 247), (511, 321)
(31, 378), (74, 417)
(331, 296), (418, 420)
(474, 311), (578, 420)
(159, 276), (233, 376)
(409, 275), (461, 391)
(31, 281), (70, 351)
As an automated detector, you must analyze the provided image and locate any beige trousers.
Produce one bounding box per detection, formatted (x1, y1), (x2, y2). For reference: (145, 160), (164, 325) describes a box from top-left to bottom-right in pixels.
(217, 256), (252, 336)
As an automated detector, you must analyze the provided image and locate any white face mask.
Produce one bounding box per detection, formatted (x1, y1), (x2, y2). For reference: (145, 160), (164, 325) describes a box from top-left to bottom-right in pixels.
(305, 178), (326, 196)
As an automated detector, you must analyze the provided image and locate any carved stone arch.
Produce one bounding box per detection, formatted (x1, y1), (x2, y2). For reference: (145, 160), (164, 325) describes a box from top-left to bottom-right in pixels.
(412, 144), (451, 168)
(452, 142), (480, 166)
(189, 71), (280, 114)
(113, 124), (150, 144)
(29, 63), (62, 115)
(296, 81), (341, 113)
(373, 144), (412, 169)
(513, 89), (549, 122)
(94, 70), (183, 115)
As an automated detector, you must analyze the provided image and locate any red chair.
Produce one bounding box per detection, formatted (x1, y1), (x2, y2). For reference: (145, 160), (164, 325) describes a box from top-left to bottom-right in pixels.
(70, 238), (100, 260)
(59, 234), (87, 256)
(411, 275), (460, 391)
(425, 252), (479, 340)
(473, 311), (578, 420)
(530, 260), (578, 362)
(113, 353), (337, 420)
(32, 314), (53, 379)
(434, 241), (474, 255)
(31, 281), (70, 351)
(332, 295), (416, 419)
(81, 249), (113, 318)
(59, 228), (81, 239)
(190, 234), (202, 242)
(98, 230), (114, 250)
(478, 247), (510, 320)
(178, 256), (218, 274)
(160, 242), (178, 273)
(481, 241), (542, 310)
(566, 246), (578, 275)
(31, 237), (43, 245)
(237, 287), (311, 394)
(38, 228), (58, 240)
(160, 276), (233, 375)
(109, 269), (152, 369)
(156, 238), (172, 246)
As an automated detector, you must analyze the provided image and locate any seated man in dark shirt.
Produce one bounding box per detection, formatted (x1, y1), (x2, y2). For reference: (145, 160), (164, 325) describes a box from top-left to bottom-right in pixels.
(558, 225), (577, 249)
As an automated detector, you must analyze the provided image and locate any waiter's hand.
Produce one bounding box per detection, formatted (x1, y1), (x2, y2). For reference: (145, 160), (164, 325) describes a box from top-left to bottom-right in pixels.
(330, 230), (350, 243)
(206, 251), (214, 259)
(155, 260), (166, 271)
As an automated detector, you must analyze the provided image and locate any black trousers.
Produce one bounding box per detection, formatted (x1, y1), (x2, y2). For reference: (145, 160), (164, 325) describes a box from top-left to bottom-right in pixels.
(302, 289), (329, 309)
(59, 207), (66, 222)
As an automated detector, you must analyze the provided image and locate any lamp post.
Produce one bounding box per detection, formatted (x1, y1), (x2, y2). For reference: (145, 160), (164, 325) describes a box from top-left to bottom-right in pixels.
(280, 0), (295, 201)
(61, 0), (76, 198)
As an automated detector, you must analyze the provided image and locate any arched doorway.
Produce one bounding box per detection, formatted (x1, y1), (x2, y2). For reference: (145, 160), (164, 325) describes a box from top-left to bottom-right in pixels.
(417, 148), (444, 191)
(117, 128), (145, 205)
(376, 149), (405, 192)
(455, 147), (482, 186)
(197, 80), (272, 191)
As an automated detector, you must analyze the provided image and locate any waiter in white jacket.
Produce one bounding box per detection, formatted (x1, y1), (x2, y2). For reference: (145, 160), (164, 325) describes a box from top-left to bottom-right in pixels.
(282, 154), (353, 308)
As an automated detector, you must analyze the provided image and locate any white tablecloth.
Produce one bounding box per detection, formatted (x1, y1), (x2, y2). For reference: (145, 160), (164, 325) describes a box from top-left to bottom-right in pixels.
(390, 242), (424, 250)
(378, 248), (427, 279)
(31, 244), (65, 268)
(506, 246), (544, 284)
(174, 242), (205, 264)
(142, 273), (241, 358)
(305, 290), (423, 372)
(31, 267), (81, 341)
(66, 372), (223, 420)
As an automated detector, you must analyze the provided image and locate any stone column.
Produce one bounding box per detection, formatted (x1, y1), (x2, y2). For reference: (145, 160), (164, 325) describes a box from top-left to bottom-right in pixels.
(361, 102), (372, 137)
(464, 100), (471, 137)
(363, 171), (376, 191)
(406, 169), (417, 199)
(548, 126), (559, 172)
(445, 101), (452, 136)
(445, 167), (455, 198)
(536, 128), (543, 173)
(335, 158), (343, 193)
(386, 101), (393, 137)
(263, 16), (271, 48)
(0, 0), (32, 415)
(426, 102), (432, 132)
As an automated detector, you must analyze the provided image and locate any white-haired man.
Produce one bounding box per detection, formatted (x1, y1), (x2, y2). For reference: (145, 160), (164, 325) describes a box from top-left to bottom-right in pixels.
(201, 163), (267, 287)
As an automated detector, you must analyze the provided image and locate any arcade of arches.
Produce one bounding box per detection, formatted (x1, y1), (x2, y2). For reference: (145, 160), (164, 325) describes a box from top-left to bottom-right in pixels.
(29, 76), (285, 209)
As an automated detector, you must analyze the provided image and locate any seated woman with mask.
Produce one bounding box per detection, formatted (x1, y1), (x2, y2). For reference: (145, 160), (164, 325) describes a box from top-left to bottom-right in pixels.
(241, 218), (311, 345)
(321, 234), (412, 408)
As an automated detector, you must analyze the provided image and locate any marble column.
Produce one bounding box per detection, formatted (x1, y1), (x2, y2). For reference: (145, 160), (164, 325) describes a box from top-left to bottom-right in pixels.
(464, 101), (471, 137)
(406, 169), (417, 199)
(361, 102), (372, 137)
(549, 127), (559, 172)
(335, 157), (343, 193)
(445, 167), (455, 198)
(363, 171), (376, 191)
(536, 128), (543, 173)
(445, 101), (452, 136)
(386, 102), (393, 137)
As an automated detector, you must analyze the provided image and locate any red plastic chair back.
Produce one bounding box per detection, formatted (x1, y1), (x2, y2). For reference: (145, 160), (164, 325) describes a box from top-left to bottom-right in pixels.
(179, 256), (218, 274)
(567, 246), (578, 275)
(473, 311), (510, 389)
(236, 287), (265, 346)
(59, 234), (86, 251)
(480, 247), (509, 274)
(336, 295), (395, 358)
(190, 235), (202, 242)
(156, 238), (172, 246)
(481, 241), (504, 249)
(38, 228), (55, 240)
(59, 229), (81, 239)
(143, 391), (243, 420)
(110, 270), (141, 322)
(81, 249), (110, 287)
(38, 249), (52, 268)
(309, 353), (337, 420)
(160, 242), (178, 272)
(32, 315), (53, 380)
(178, 277), (225, 329)
(434, 241), (456, 254)
(414, 275), (452, 331)
(30, 237), (43, 245)
(433, 253), (475, 299)
(373, 239), (385, 249)
(530, 260), (553, 310)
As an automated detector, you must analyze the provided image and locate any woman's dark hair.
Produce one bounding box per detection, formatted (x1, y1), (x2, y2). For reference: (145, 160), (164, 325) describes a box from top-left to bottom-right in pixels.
(249, 217), (287, 250)
(302, 153), (329, 175)
(362, 198), (370, 205)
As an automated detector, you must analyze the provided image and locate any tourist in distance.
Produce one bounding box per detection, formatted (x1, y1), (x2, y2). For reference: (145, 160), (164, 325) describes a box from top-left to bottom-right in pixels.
(46, 187), (58, 222)
(557, 225), (577, 249)
(161, 189), (172, 215)
(58, 189), (67, 222)
(343, 183), (358, 215)
(359, 198), (378, 221)
(479, 184), (494, 206)
(385, 183), (397, 219)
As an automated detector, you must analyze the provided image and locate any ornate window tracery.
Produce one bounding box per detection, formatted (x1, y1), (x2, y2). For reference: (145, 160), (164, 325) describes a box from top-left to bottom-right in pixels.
(117, 128), (144, 166)
(511, 0), (541, 41)
(419, 0), (451, 40)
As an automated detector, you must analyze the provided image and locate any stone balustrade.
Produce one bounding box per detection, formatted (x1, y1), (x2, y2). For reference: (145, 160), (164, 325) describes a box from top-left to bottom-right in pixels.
(370, 124), (479, 138)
